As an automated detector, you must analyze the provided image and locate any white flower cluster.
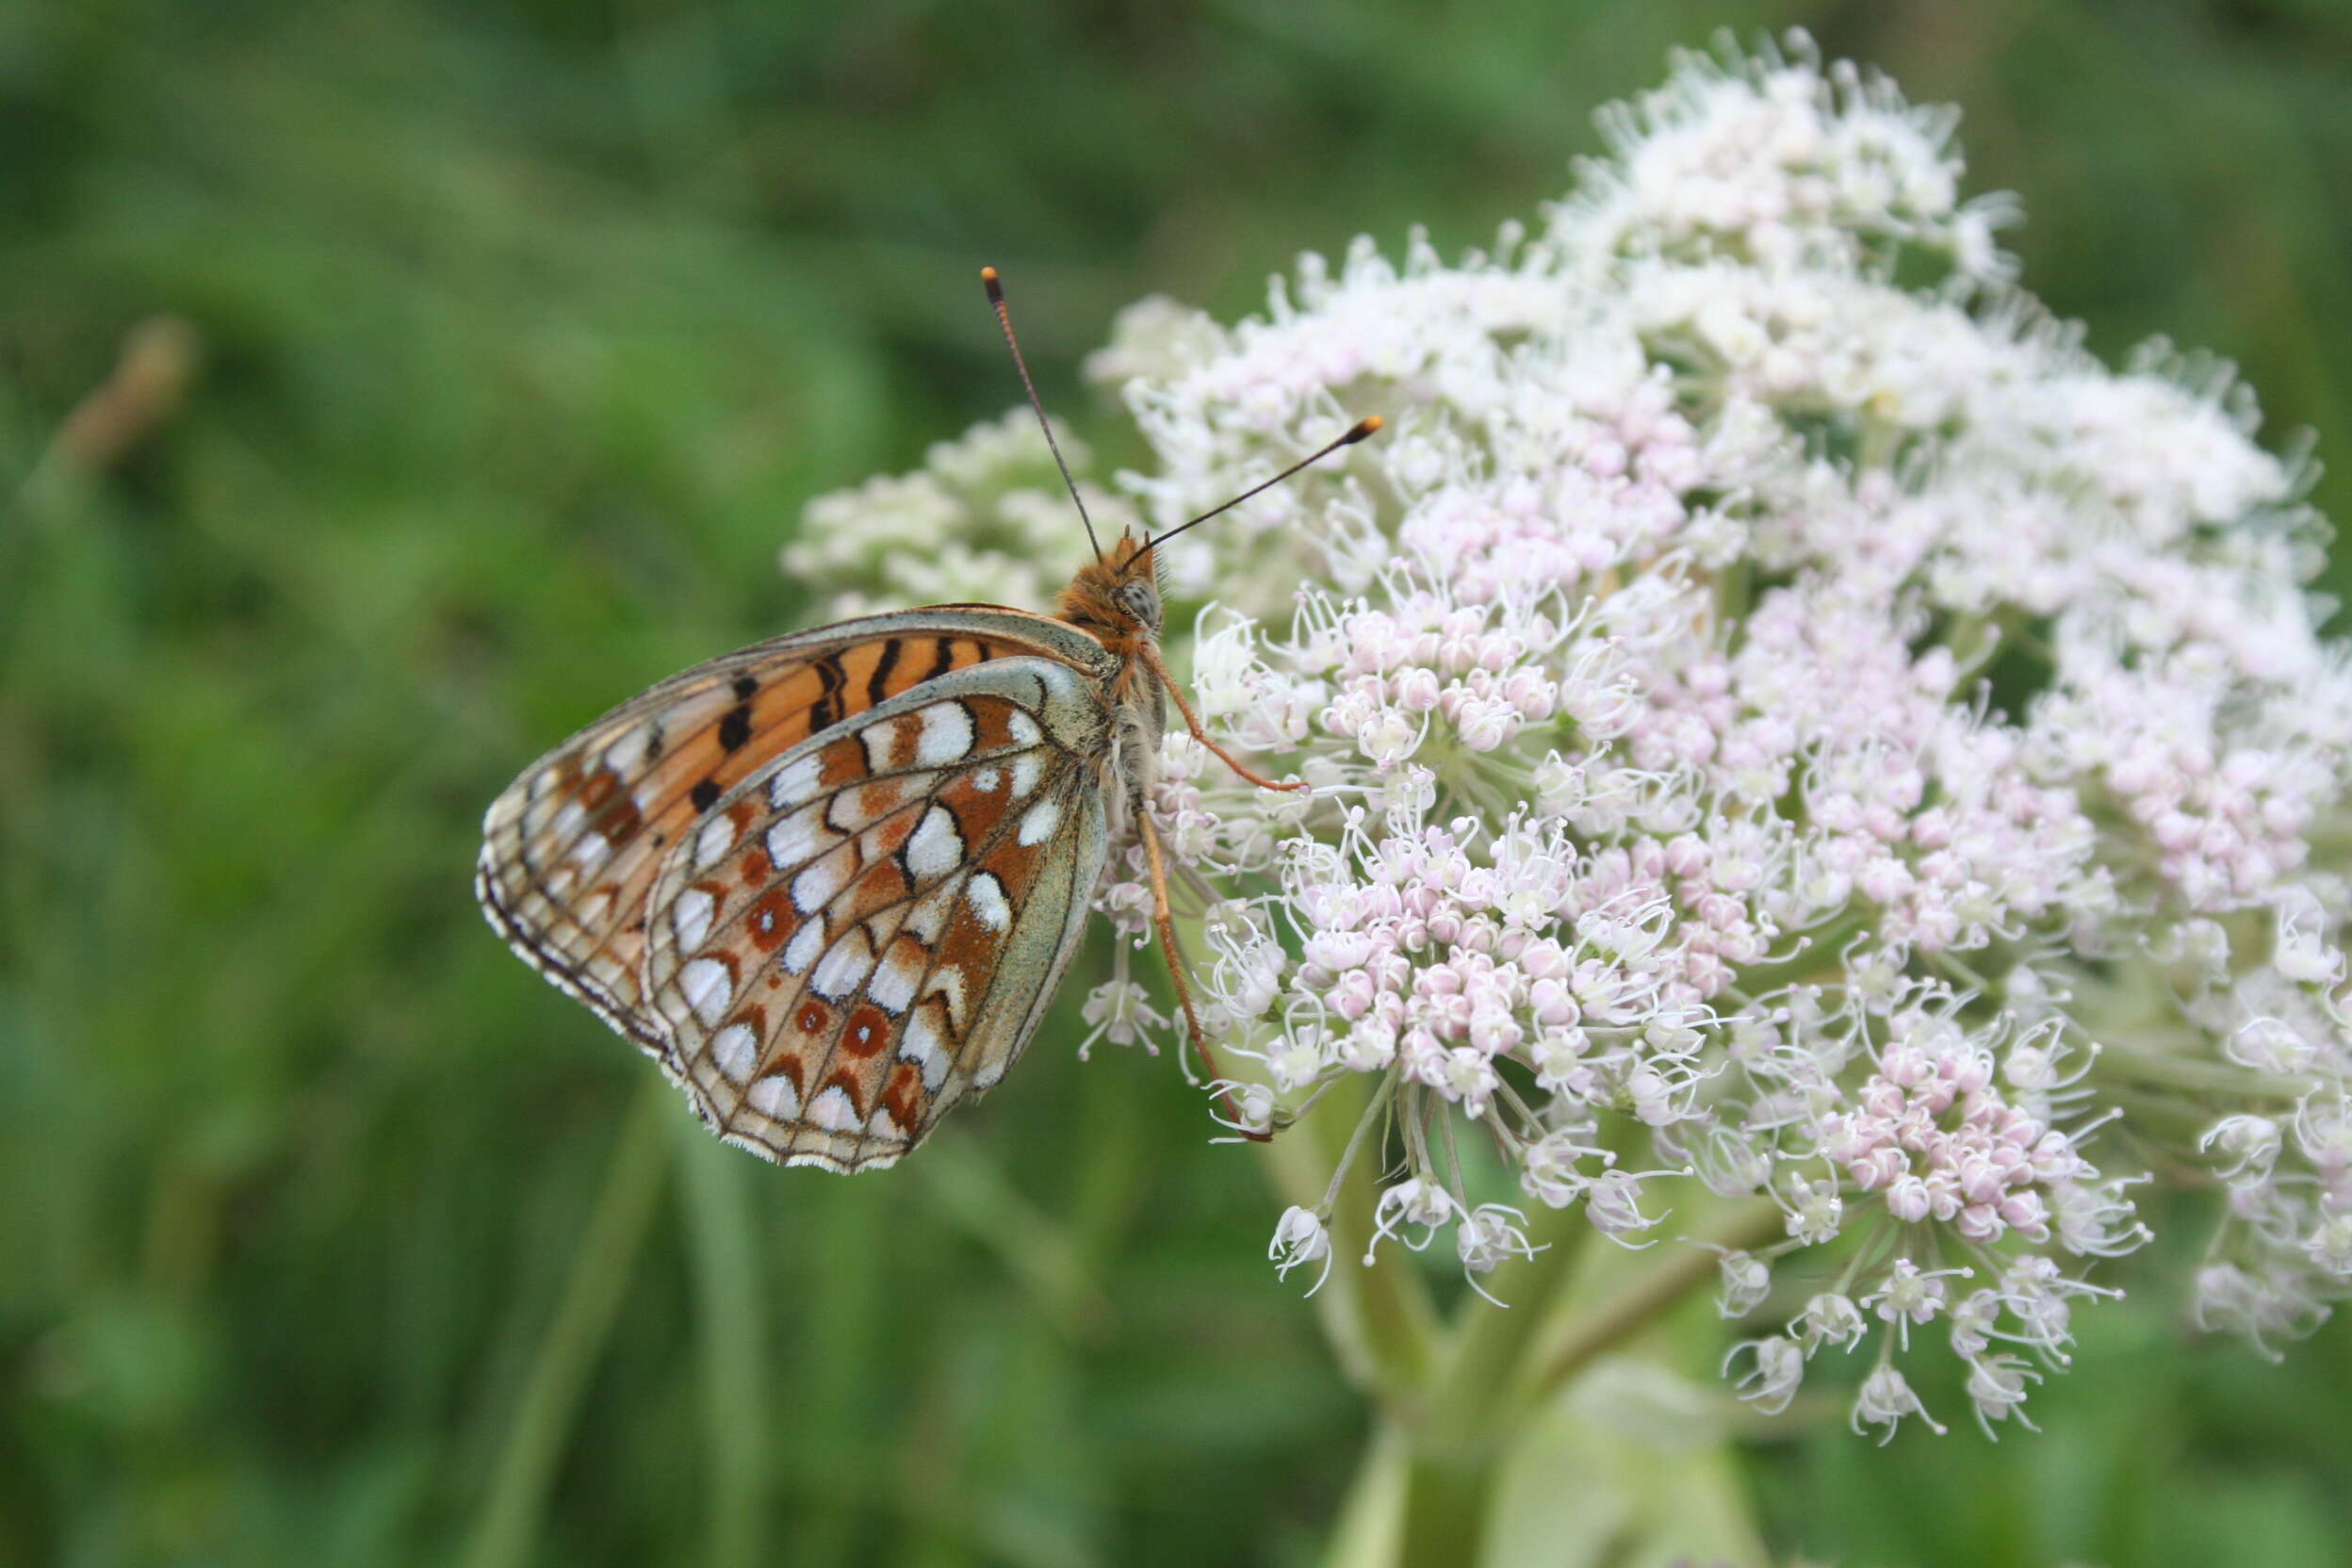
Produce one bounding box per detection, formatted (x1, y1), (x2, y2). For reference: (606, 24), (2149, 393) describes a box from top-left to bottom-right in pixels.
(782, 409), (1142, 623)
(793, 35), (2352, 1440)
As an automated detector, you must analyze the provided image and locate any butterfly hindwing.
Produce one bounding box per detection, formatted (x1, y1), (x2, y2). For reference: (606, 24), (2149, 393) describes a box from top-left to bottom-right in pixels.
(476, 609), (1116, 1061)
(641, 657), (1115, 1170)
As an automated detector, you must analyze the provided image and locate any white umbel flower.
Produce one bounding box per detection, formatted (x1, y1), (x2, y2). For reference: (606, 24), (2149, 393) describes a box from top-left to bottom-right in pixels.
(793, 31), (2352, 1435)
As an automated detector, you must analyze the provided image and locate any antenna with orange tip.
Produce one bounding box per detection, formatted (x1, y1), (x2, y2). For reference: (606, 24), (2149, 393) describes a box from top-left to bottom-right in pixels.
(982, 267), (1103, 565)
(1146, 415), (1383, 550)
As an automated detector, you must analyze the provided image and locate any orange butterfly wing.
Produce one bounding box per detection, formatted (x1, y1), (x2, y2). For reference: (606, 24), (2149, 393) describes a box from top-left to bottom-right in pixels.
(477, 608), (1122, 1167)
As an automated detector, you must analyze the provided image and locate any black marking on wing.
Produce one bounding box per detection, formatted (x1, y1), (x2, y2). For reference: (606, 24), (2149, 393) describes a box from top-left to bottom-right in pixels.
(864, 638), (903, 707)
(809, 653), (847, 733)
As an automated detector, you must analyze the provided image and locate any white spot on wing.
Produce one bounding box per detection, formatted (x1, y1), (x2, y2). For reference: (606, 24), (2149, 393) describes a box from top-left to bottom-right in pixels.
(869, 942), (923, 1014)
(680, 957), (732, 1026)
(972, 1054), (1008, 1090)
(748, 1072), (802, 1119)
(602, 726), (653, 775)
(967, 872), (1011, 932)
(694, 814), (737, 870)
(866, 1104), (906, 1140)
(550, 800), (587, 840)
(570, 830), (612, 868)
(781, 918), (825, 975)
(905, 806), (963, 879)
(711, 1021), (759, 1082)
(1008, 710), (1043, 747)
(905, 886), (955, 944)
(768, 753), (823, 809)
(767, 807), (829, 872)
(792, 845), (850, 914)
(970, 766), (1000, 793)
(860, 716), (906, 773)
(807, 1085), (861, 1131)
(914, 702), (976, 766)
(900, 1011), (950, 1089)
(672, 888), (715, 950)
(809, 928), (875, 1002)
(1019, 796), (1062, 846)
(1008, 753), (1043, 798)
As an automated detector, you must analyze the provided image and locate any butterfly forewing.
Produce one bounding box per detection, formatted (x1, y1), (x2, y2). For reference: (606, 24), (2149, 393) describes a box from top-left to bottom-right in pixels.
(478, 609), (1126, 1170)
(642, 659), (1113, 1171)
(476, 609), (1115, 1035)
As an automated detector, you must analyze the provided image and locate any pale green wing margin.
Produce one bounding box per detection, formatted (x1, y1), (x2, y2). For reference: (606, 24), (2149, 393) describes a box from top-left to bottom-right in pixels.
(955, 743), (1109, 1101)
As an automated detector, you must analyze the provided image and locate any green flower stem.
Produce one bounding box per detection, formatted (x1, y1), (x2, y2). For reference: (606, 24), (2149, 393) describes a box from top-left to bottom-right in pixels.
(2091, 1045), (2312, 1101)
(463, 1081), (672, 1568)
(1415, 1202), (1594, 1458)
(1259, 1082), (1441, 1406)
(1276, 1114), (1786, 1568)
(1400, 1198), (1778, 1567)
(1391, 1204), (1595, 1568)
(1396, 1445), (1495, 1568)
(1517, 1197), (1784, 1405)
(1307, 1185), (1787, 1567)
(1323, 1417), (1412, 1568)
(1260, 1096), (1589, 1568)
(2103, 1085), (2243, 1150)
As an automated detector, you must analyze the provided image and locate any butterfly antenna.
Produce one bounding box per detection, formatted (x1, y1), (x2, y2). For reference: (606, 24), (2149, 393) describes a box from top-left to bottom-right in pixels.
(982, 267), (1103, 566)
(1147, 416), (1383, 551)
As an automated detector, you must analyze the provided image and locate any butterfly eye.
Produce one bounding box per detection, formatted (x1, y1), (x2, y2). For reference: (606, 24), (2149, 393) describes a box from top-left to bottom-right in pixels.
(1114, 580), (1160, 629)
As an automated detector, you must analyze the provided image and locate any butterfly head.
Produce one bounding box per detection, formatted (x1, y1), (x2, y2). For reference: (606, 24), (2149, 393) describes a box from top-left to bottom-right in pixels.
(1056, 531), (1164, 646)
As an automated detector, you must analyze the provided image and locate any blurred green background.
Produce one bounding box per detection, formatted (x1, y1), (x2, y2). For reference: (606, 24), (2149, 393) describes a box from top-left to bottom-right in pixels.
(6, 2), (2352, 1564)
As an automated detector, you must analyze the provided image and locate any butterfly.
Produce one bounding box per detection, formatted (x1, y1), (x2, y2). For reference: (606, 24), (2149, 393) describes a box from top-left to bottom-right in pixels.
(477, 267), (1380, 1172)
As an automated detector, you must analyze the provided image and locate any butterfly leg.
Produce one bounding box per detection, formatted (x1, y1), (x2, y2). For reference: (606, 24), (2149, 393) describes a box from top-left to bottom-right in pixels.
(1138, 810), (1274, 1143)
(1138, 640), (1307, 794)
